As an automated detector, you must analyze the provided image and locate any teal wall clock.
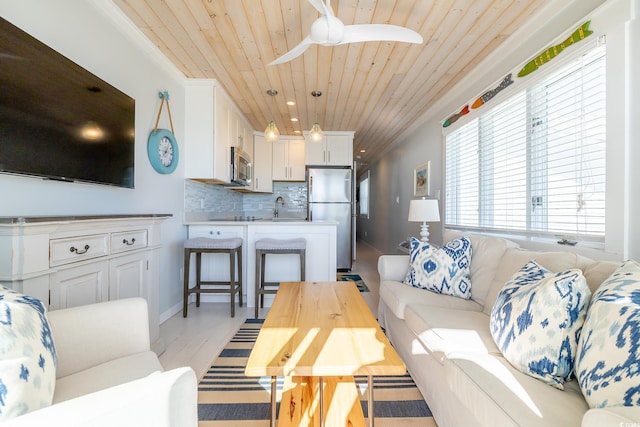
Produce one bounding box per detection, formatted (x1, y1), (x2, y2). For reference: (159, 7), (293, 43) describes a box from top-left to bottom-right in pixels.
(148, 128), (178, 174)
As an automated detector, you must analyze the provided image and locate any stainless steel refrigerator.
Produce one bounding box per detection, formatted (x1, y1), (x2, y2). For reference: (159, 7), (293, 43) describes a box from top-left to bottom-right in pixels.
(307, 166), (353, 271)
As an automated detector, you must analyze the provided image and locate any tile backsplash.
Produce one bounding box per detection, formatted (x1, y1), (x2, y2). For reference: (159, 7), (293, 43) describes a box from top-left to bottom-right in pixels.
(184, 180), (307, 219)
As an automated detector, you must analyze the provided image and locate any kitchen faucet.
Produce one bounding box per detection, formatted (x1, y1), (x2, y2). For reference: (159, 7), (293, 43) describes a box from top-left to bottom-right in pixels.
(274, 196), (284, 218)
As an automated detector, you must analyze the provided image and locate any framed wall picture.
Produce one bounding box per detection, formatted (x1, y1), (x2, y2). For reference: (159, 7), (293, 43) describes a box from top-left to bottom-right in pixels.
(413, 161), (430, 197)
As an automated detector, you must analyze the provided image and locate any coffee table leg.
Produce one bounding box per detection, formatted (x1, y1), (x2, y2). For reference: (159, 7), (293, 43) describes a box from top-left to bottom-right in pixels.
(270, 376), (277, 427)
(319, 376), (325, 427)
(368, 376), (374, 427)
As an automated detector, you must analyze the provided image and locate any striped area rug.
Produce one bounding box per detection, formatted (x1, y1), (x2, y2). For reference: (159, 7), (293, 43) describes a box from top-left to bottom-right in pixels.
(198, 319), (435, 426)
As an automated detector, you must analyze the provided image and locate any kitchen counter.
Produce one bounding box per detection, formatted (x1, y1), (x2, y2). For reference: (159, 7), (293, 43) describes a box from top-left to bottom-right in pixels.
(184, 218), (337, 225)
(185, 219), (338, 310)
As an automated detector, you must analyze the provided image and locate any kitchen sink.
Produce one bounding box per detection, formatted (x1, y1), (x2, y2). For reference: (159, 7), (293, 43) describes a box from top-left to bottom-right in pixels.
(270, 218), (307, 222)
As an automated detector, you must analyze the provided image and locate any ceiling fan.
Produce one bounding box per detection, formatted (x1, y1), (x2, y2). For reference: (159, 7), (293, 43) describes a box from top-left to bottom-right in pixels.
(269, 0), (423, 65)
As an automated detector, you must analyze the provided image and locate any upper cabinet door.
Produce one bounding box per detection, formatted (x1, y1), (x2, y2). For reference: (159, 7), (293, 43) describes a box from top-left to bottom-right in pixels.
(304, 131), (354, 166)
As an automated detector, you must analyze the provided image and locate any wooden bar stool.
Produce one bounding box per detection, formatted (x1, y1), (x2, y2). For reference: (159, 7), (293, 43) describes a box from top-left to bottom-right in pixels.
(183, 237), (243, 318)
(255, 238), (306, 318)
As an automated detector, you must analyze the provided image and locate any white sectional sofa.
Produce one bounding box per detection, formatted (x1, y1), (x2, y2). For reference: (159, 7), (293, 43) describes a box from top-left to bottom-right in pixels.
(378, 231), (640, 426)
(3, 297), (197, 427)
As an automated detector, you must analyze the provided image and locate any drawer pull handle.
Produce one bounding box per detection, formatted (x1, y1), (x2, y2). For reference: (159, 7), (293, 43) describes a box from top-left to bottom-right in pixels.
(70, 244), (90, 254)
(122, 238), (136, 245)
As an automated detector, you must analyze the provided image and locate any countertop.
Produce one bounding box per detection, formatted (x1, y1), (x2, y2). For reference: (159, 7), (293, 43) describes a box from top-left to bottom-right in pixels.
(184, 219), (338, 226)
(0, 214), (172, 224)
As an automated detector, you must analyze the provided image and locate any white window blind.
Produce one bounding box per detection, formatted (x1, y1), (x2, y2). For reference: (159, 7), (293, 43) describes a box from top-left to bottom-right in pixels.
(445, 44), (606, 242)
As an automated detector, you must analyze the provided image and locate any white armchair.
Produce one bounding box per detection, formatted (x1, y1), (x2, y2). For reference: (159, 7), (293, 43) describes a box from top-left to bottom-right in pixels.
(4, 298), (197, 427)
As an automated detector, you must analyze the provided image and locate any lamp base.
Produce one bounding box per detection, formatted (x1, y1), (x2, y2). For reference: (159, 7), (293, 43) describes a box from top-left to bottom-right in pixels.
(419, 223), (430, 242)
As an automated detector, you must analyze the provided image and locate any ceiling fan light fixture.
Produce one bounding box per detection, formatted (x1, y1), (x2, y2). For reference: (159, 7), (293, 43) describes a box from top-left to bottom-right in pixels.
(264, 89), (279, 142)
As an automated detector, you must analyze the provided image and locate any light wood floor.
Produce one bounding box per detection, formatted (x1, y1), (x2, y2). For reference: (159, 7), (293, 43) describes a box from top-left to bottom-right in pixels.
(159, 240), (384, 379)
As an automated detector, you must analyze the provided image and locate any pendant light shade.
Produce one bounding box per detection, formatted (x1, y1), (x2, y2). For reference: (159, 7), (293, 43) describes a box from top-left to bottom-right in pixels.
(264, 120), (280, 142)
(309, 122), (323, 142)
(264, 89), (279, 143)
(309, 90), (323, 142)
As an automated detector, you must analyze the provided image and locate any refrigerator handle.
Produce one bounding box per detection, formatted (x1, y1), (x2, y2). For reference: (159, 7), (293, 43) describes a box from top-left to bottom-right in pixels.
(309, 205), (312, 221)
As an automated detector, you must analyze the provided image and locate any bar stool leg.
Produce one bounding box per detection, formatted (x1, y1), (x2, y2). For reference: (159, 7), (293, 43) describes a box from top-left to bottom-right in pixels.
(229, 249), (236, 318)
(238, 247), (243, 307)
(183, 248), (190, 317)
(260, 252), (266, 309)
(195, 252), (202, 307)
(300, 249), (306, 281)
(255, 249), (261, 318)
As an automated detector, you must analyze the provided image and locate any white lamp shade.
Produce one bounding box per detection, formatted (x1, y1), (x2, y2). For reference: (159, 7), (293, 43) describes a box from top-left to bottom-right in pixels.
(408, 199), (440, 222)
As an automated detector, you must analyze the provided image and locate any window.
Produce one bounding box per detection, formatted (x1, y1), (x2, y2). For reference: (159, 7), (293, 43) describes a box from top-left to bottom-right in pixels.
(359, 171), (370, 218)
(445, 44), (606, 243)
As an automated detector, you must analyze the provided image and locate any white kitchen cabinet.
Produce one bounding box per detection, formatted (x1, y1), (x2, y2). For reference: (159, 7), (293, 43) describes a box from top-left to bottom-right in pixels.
(185, 80), (232, 183)
(251, 133), (273, 193)
(50, 260), (109, 310)
(231, 108), (254, 155)
(0, 215), (168, 349)
(304, 131), (354, 166)
(109, 251), (150, 301)
(273, 137), (306, 181)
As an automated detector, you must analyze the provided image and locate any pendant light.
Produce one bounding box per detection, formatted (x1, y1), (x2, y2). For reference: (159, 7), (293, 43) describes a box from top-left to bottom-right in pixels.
(264, 89), (280, 143)
(309, 90), (324, 143)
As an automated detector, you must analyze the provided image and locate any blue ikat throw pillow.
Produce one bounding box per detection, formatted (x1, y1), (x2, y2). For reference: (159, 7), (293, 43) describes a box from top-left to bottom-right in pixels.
(0, 286), (57, 420)
(490, 260), (590, 389)
(403, 236), (472, 299)
(575, 260), (640, 408)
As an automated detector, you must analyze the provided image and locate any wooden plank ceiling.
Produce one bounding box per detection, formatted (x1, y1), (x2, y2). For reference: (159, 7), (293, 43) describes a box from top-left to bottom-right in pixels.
(114, 0), (550, 167)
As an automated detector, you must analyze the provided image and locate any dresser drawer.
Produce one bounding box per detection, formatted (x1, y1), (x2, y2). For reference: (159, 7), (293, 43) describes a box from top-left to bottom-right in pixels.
(50, 234), (110, 267)
(111, 229), (148, 254)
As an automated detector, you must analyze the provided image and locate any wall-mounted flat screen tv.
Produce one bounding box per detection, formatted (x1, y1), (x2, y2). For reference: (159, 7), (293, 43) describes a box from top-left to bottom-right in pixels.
(0, 17), (135, 188)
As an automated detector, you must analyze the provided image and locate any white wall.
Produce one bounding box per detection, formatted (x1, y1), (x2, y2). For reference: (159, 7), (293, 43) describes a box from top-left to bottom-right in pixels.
(359, 0), (640, 260)
(0, 1), (188, 316)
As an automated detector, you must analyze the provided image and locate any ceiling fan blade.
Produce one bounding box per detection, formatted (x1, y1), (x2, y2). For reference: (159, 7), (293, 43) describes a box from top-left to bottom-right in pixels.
(269, 36), (314, 65)
(307, 0), (333, 17)
(341, 24), (423, 45)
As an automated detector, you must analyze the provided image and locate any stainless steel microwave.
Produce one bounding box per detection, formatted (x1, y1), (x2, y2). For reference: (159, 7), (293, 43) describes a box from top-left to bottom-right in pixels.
(230, 147), (252, 186)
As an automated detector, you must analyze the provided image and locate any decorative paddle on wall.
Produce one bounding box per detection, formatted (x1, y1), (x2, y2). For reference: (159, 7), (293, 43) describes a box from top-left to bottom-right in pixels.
(270, 0), (423, 65)
(148, 91), (179, 174)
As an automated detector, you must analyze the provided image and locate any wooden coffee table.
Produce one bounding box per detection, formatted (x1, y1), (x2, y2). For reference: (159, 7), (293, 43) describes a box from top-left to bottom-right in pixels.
(245, 281), (406, 427)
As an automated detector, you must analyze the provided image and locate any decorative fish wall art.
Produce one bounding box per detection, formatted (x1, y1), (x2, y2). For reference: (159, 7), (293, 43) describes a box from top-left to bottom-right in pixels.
(472, 74), (514, 109)
(442, 105), (469, 128)
(518, 21), (593, 77)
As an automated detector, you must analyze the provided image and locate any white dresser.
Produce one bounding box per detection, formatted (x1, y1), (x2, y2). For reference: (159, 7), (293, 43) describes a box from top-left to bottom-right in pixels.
(0, 215), (170, 347)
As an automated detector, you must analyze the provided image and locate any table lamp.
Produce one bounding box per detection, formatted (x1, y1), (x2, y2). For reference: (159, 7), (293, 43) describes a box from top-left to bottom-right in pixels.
(408, 198), (440, 242)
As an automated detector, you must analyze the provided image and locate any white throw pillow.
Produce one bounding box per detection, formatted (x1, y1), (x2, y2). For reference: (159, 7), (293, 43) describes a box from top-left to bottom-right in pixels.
(403, 236), (472, 299)
(490, 260), (590, 389)
(0, 286), (57, 420)
(575, 260), (640, 408)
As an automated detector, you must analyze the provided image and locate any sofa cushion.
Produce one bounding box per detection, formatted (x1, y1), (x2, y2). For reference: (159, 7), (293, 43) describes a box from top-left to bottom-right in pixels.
(404, 305), (498, 363)
(490, 260), (590, 389)
(53, 351), (162, 404)
(445, 351), (588, 427)
(483, 248), (585, 315)
(379, 281), (482, 320)
(444, 230), (519, 307)
(575, 260), (640, 408)
(0, 286), (57, 420)
(404, 236), (473, 299)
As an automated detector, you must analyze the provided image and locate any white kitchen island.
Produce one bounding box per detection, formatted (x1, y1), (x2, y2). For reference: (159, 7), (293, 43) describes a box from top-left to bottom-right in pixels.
(184, 219), (337, 310)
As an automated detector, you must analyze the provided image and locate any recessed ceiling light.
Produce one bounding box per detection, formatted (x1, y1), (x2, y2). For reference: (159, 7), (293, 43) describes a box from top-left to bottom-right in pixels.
(287, 101), (296, 106)
(360, 149), (366, 153)
(291, 117), (299, 122)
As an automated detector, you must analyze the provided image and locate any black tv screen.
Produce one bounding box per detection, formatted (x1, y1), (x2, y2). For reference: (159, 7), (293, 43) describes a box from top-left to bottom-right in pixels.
(0, 17), (135, 188)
